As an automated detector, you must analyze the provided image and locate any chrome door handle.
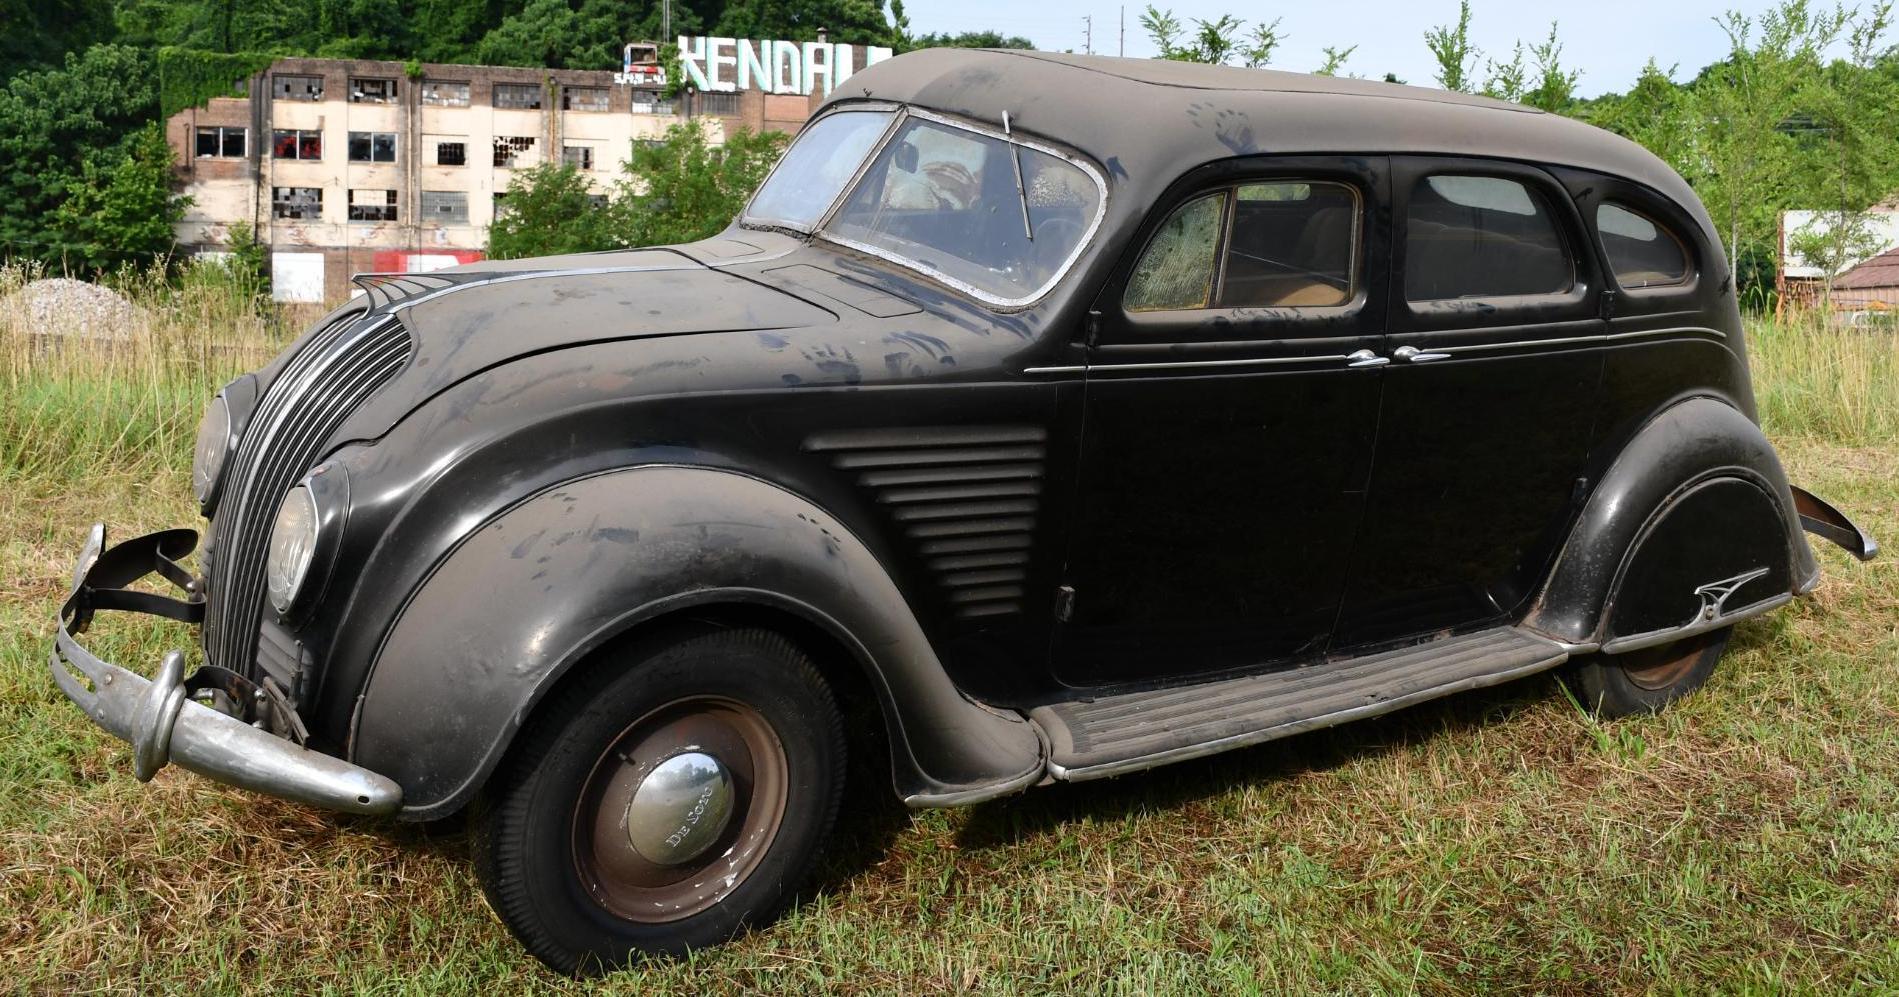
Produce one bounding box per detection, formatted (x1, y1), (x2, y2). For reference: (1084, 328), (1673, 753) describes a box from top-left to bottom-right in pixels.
(1393, 345), (1451, 363)
(1346, 349), (1389, 368)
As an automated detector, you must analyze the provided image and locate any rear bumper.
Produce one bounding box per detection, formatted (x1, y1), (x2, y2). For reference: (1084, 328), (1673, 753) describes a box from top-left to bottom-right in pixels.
(1791, 485), (1879, 563)
(48, 524), (402, 816)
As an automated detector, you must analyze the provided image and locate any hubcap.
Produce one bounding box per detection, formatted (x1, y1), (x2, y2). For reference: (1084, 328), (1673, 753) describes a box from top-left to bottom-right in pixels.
(571, 697), (788, 924)
(625, 751), (735, 865)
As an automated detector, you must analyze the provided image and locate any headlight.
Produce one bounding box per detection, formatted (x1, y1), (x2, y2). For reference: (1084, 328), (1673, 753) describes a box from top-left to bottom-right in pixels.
(192, 394), (231, 504)
(265, 484), (320, 614)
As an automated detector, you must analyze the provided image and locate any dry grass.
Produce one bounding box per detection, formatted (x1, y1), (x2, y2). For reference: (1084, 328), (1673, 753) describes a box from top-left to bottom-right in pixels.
(0, 278), (1894, 993)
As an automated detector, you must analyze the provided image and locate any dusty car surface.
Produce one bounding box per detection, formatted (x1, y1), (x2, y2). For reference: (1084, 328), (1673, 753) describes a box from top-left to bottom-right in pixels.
(51, 50), (1877, 973)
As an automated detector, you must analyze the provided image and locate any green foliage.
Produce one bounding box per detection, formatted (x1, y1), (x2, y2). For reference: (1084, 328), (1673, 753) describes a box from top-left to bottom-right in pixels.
(1424, 0), (1479, 92)
(618, 125), (788, 246)
(0, 0), (116, 81)
(487, 163), (614, 260)
(51, 123), (189, 271)
(1139, 6), (1281, 66)
(0, 44), (160, 267)
(905, 30), (1036, 52)
(156, 47), (274, 117)
(221, 221), (272, 305)
(1314, 45), (1357, 77)
(487, 124), (787, 259)
(715, 0), (897, 47)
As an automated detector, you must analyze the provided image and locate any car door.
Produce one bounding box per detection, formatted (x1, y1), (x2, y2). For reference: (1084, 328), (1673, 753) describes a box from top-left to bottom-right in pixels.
(1054, 156), (1391, 687)
(1331, 157), (1606, 649)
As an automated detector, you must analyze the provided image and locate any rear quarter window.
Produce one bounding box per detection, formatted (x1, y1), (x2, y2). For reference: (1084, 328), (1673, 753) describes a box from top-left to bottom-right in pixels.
(1406, 175), (1573, 300)
(1597, 202), (1692, 289)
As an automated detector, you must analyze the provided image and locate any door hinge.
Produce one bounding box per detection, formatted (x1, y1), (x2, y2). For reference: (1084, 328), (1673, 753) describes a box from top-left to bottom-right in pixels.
(1054, 584), (1077, 623)
(1084, 309), (1102, 348)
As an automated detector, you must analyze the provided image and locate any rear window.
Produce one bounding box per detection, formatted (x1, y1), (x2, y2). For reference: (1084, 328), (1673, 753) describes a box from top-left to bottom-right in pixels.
(1598, 202), (1691, 288)
(1406, 175), (1572, 300)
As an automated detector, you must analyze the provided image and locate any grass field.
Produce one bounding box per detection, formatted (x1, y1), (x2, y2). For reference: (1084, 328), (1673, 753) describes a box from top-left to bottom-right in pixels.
(1, 272), (1895, 993)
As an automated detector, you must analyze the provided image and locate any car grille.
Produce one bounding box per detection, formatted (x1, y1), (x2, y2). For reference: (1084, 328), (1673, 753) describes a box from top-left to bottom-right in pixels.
(204, 312), (412, 677)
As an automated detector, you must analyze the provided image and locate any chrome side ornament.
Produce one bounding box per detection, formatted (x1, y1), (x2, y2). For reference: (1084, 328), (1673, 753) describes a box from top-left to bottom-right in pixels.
(1693, 566), (1771, 621)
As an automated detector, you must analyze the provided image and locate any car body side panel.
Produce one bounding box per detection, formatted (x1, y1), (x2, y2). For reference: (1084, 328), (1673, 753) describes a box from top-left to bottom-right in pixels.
(1522, 396), (1816, 646)
(353, 465), (1044, 820)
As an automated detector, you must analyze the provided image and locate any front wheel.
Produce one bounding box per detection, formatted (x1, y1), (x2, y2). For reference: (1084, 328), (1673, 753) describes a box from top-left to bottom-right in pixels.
(1563, 627), (1733, 718)
(476, 628), (846, 975)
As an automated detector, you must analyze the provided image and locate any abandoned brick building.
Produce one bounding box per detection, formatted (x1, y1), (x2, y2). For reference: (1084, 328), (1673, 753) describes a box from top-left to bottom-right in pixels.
(168, 40), (888, 303)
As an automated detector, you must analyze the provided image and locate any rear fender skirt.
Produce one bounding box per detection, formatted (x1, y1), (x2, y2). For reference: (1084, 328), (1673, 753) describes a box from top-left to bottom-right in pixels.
(351, 465), (1042, 820)
(1522, 397), (1816, 647)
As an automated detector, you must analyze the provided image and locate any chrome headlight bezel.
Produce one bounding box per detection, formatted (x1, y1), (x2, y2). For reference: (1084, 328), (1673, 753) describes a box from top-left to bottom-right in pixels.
(191, 395), (231, 506)
(264, 463), (348, 621)
(193, 375), (257, 515)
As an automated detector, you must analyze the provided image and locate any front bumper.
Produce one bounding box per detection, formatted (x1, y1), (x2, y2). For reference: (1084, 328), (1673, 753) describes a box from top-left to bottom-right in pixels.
(48, 524), (402, 816)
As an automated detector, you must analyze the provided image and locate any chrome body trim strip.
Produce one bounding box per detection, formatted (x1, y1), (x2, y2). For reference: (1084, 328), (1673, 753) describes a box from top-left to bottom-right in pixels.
(1600, 591), (1793, 655)
(1429, 326), (1726, 356)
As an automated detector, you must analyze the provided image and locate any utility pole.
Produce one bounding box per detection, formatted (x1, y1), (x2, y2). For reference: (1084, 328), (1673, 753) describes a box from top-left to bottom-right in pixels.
(663, 0), (671, 41)
(1119, 6), (1125, 56)
(1083, 15), (1093, 55)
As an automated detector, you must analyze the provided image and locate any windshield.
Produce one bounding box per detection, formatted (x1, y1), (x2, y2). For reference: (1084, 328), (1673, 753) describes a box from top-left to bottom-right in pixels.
(745, 109), (895, 229)
(743, 109), (1105, 306)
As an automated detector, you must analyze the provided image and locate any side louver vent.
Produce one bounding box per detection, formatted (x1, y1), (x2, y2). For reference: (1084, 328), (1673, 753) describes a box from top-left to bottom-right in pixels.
(805, 426), (1046, 620)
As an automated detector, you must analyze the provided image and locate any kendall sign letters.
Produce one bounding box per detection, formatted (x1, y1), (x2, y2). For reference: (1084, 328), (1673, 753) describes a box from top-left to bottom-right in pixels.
(675, 36), (892, 97)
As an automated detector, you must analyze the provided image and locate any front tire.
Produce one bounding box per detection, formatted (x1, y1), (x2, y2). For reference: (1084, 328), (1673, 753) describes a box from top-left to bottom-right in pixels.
(1564, 627), (1732, 718)
(476, 627), (846, 975)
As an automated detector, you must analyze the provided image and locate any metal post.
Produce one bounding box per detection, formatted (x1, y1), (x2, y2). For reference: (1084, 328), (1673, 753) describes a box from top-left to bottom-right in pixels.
(1084, 15), (1092, 55)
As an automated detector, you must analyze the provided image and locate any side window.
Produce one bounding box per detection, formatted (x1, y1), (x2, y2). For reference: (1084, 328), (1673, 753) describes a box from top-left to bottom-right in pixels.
(1598, 202), (1690, 288)
(1124, 192), (1227, 312)
(1218, 182), (1359, 308)
(1406, 175), (1572, 300)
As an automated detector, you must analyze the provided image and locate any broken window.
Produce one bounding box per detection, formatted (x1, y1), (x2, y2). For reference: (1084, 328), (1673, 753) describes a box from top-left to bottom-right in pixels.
(493, 136), (536, 168)
(271, 129), (322, 160)
(629, 89), (674, 115)
(195, 126), (247, 158)
(563, 86), (610, 112)
(587, 194), (610, 210)
(348, 131), (397, 164)
(562, 145), (595, 171)
(493, 83), (543, 110)
(271, 186), (322, 220)
(420, 191), (469, 224)
(696, 91), (740, 116)
(435, 141), (467, 167)
(273, 75), (324, 101)
(350, 78), (397, 104)
(421, 80), (470, 107)
(348, 189), (397, 222)
(492, 192), (512, 220)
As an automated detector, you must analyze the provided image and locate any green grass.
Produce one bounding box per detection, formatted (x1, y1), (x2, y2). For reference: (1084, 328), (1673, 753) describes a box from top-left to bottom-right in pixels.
(2, 282), (1895, 992)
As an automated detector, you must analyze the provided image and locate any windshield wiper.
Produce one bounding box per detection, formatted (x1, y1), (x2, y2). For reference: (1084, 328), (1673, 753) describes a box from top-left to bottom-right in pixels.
(1003, 111), (1033, 243)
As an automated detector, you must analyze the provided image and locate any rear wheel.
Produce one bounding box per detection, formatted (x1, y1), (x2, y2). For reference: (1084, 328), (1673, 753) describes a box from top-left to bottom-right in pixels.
(476, 628), (845, 975)
(1564, 627), (1732, 718)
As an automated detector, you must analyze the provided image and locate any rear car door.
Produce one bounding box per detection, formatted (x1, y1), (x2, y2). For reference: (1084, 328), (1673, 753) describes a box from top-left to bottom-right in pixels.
(1333, 158), (1606, 649)
(1056, 157), (1392, 686)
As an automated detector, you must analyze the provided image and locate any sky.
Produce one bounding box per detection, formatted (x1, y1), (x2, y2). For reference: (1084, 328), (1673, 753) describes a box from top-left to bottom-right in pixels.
(898, 0), (1813, 98)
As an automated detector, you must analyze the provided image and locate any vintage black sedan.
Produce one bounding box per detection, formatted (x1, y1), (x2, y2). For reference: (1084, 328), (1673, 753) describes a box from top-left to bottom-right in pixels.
(51, 50), (1876, 972)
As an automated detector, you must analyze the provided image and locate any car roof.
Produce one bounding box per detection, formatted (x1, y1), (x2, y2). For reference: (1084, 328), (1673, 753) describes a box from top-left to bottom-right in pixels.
(826, 49), (1714, 243)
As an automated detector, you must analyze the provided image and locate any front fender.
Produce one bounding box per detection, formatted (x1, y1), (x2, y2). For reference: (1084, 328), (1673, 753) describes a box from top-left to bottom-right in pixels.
(351, 465), (1043, 820)
(1523, 396), (1816, 647)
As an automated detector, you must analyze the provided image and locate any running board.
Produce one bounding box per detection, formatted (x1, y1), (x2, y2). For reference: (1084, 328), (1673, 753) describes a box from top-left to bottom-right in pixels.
(1030, 627), (1569, 782)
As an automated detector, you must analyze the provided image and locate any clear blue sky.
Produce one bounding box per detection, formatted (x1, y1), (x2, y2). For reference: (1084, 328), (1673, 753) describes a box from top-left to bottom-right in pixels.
(900, 0), (1815, 97)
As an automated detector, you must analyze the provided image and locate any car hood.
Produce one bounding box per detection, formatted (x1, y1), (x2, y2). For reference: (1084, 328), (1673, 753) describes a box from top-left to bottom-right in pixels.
(321, 246), (840, 442)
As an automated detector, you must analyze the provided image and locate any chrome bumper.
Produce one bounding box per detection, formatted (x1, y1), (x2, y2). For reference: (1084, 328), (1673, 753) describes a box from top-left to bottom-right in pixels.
(48, 524), (402, 816)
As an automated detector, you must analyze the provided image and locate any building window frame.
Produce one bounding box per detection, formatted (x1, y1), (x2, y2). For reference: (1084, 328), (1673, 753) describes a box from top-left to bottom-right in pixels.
(493, 83), (544, 110)
(562, 145), (596, 171)
(434, 140), (468, 167)
(348, 131), (398, 164)
(350, 77), (398, 104)
(493, 135), (536, 168)
(420, 190), (470, 225)
(271, 186), (323, 220)
(562, 86), (611, 112)
(420, 80), (471, 107)
(271, 129), (323, 161)
(348, 189), (398, 222)
(195, 126), (247, 159)
(272, 74), (324, 102)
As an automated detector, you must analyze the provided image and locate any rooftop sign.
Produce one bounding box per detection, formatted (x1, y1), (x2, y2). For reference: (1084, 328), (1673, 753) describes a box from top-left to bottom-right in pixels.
(671, 36), (892, 97)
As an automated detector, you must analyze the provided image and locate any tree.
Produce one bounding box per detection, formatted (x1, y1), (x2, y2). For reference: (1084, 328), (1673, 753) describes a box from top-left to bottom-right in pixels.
(0, 0), (116, 81)
(51, 122), (190, 271)
(617, 124), (788, 246)
(488, 124), (788, 259)
(714, 0), (894, 46)
(0, 44), (161, 266)
(905, 30), (1035, 52)
(1140, 6), (1283, 66)
(1524, 22), (1581, 111)
(1425, 0), (1479, 92)
(488, 163), (615, 260)
(1314, 45), (1357, 77)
